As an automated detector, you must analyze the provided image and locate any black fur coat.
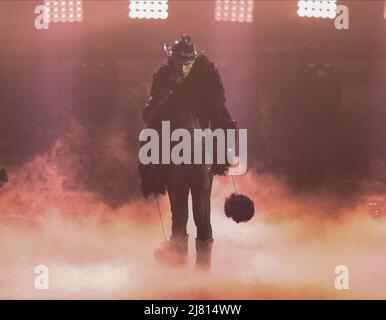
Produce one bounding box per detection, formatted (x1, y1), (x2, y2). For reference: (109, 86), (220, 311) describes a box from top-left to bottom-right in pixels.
(138, 55), (236, 198)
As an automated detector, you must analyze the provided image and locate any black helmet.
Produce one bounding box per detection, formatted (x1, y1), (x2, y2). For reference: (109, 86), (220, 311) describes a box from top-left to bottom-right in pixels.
(164, 34), (203, 61)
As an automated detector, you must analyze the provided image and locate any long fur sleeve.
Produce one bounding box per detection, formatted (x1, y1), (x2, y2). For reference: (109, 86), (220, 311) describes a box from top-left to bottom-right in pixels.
(192, 56), (236, 131)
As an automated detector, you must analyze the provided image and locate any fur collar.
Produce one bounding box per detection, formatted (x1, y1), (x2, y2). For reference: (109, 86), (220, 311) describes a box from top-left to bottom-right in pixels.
(151, 54), (225, 101)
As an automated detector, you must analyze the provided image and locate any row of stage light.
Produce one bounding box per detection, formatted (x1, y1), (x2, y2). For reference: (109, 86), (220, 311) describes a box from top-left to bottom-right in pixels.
(43, 0), (364, 25)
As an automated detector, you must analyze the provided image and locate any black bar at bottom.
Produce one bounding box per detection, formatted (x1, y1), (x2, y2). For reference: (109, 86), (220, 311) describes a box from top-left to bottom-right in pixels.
(0, 300), (383, 318)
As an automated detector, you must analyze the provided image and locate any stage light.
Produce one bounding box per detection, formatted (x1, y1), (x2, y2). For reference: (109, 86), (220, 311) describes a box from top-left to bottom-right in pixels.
(214, 0), (254, 23)
(384, 0), (386, 20)
(297, 0), (337, 19)
(44, 0), (83, 23)
(129, 1), (168, 20)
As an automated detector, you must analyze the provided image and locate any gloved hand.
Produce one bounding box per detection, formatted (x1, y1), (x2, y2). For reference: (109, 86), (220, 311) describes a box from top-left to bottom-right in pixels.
(143, 73), (183, 125)
(210, 119), (238, 176)
(210, 164), (228, 176)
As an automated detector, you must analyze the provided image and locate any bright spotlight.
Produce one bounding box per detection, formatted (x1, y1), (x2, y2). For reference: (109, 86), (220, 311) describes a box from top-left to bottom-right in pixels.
(297, 0), (337, 19)
(384, 0), (386, 20)
(214, 0), (254, 23)
(44, 0), (83, 23)
(129, 0), (169, 20)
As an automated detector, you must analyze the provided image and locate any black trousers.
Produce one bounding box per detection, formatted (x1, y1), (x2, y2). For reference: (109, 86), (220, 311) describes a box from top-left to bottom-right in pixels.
(166, 164), (214, 242)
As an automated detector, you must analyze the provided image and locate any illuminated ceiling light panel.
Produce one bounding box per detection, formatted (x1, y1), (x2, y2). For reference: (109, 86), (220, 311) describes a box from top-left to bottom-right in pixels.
(44, 0), (83, 23)
(384, 0), (386, 20)
(129, 0), (169, 20)
(297, 0), (337, 19)
(214, 0), (254, 23)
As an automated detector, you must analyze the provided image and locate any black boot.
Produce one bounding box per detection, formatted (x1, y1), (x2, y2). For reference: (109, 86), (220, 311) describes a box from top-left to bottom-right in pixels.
(195, 238), (214, 272)
(154, 234), (189, 267)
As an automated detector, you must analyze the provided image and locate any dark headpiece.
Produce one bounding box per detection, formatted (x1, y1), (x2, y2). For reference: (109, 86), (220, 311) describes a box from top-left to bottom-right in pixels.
(164, 34), (203, 61)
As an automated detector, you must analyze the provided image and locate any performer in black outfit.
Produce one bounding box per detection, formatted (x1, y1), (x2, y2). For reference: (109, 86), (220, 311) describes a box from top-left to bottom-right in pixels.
(139, 35), (236, 271)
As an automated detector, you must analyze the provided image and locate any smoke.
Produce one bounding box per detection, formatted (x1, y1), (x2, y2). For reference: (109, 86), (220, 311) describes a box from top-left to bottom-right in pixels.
(1, 140), (386, 299)
(0, 92), (385, 299)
